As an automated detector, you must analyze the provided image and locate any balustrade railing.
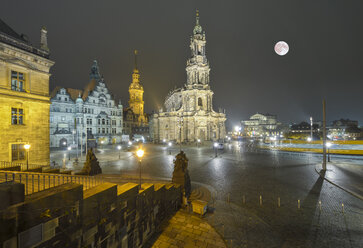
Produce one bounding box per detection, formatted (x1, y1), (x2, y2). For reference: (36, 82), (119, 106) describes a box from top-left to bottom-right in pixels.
(0, 161), (47, 171)
(0, 171), (103, 195)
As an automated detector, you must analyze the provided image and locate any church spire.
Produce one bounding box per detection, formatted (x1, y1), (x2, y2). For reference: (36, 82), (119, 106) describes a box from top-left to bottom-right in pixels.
(131, 50), (141, 87)
(196, 9), (200, 26)
(134, 49), (138, 71)
(193, 9), (202, 35)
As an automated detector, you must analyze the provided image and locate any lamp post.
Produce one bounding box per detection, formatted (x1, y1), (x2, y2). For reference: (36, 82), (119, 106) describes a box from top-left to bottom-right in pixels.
(117, 145), (121, 159)
(197, 139), (201, 147)
(168, 142), (172, 155)
(327, 142), (332, 162)
(310, 117), (313, 141)
(214, 142), (218, 158)
(136, 148), (145, 189)
(67, 146), (71, 160)
(101, 140), (104, 149)
(178, 116), (184, 151)
(24, 144), (30, 170)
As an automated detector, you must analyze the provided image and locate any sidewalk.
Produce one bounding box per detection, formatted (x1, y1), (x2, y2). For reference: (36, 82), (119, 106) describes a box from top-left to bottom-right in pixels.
(315, 162), (363, 200)
(151, 210), (226, 248)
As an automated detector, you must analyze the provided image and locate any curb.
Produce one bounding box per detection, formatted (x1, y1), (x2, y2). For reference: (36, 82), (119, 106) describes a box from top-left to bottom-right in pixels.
(314, 164), (363, 201)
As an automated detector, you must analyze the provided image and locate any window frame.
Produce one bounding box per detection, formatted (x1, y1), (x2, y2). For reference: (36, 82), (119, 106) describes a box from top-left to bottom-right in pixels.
(11, 108), (24, 125)
(11, 70), (26, 92)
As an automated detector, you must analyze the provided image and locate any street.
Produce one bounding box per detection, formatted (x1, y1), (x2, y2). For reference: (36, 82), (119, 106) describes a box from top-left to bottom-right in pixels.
(51, 142), (363, 247)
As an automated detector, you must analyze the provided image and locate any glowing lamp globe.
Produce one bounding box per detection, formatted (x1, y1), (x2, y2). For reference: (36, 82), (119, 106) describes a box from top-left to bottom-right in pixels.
(136, 149), (144, 159)
(24, 144), (31, 150)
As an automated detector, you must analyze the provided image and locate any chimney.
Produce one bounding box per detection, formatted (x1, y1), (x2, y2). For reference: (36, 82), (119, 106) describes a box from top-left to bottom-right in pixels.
(40, 26), (49, 52)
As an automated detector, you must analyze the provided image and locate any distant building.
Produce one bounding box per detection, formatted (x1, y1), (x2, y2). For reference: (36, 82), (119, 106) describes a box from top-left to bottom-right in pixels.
(0, 19), (54, 165)
(123, 51), (149, 139)
(328, 119), (361, 140)
(50, 60), (123, 148)
(151, 11), (226, 143)
(241, 113), (284, 138)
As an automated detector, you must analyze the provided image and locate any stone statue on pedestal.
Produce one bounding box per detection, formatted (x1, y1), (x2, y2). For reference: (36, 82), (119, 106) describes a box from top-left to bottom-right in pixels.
(172, 151), (191, 199)
(81, 149), (102, 175)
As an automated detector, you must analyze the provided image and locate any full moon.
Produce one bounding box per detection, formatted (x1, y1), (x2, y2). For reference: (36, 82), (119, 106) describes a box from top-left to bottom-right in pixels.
(274, 41), (289, 56)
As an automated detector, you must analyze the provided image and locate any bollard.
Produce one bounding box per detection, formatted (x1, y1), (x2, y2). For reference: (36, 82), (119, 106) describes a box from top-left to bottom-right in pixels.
(243, 195), (246, 204)
(259, 195), (262, 206)
(278, 197), (281, 208)
(342, 203), (344, 213)
(298, 199), (300, 209)
(319, 201), (322, 212)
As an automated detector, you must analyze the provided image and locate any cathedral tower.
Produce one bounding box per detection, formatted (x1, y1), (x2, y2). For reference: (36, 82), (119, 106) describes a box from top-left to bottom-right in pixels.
(128, 50), (144, 116)
(186, 10), (210, 86)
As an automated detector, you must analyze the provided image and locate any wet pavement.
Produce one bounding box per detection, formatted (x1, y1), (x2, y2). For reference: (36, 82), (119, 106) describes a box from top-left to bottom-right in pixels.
(51, 142), (363, 247)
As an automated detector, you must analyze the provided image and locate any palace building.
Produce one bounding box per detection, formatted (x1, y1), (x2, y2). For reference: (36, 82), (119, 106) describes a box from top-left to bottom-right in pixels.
(0, 19), (54, 165)
(50, 60), (123, 148)
(151, 11), (226, 143)
(123, 51), (149, 138)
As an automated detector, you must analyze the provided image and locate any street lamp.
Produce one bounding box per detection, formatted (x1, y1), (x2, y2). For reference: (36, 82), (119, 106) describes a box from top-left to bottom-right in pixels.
(310, 116), (313, 141)
(128, 141), (132, 146)
(168, 142), (172, 155)
(67, 146), (71, 160)
(214, 142), (218, 158)
(178, 116), (184, 151)
(136, 148), (145, 189)
(307, 137), (312, 142)
(101, 140), (104, 148)
(326, 142), (332, 162)
(197, 139), (201, 147)
(117, 145), (121, 159)
(24, 144), (30, 170)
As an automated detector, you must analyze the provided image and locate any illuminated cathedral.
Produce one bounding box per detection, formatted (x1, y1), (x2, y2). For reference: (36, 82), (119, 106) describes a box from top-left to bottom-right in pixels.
(151, 11), (226, 143)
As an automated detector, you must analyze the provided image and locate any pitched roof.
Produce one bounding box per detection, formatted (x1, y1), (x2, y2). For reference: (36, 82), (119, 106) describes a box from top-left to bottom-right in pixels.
(50, 86), (83, 101)
(82, 79), (97, 101)
(0, 18), (50, 59)
(0, 18), (27, 42)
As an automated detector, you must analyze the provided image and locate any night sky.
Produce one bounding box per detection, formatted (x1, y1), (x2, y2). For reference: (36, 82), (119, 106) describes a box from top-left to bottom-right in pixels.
(2, 0), (363, 128)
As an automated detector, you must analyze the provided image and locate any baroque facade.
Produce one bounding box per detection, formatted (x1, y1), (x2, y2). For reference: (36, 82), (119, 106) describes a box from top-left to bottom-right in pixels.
(0, 19), (54, 165)
(123, 51), (149, 138)
(50, 60), (123, 148)
(151, 11), (226, 143)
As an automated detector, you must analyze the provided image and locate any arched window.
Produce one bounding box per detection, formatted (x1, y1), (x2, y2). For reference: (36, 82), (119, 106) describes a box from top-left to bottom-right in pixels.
(198, 97), (203, 107)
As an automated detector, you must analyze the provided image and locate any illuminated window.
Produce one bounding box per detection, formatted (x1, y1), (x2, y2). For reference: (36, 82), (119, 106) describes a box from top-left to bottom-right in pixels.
(11, 108), (24, 125)
(11, 71), (25, 92)
(12, 144), (25, 161)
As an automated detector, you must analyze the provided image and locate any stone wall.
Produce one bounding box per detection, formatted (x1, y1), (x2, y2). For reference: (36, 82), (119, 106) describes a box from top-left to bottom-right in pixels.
(0, 181), (182, 248)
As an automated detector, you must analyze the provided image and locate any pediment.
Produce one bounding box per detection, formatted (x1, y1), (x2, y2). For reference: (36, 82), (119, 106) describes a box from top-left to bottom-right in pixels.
(3, 57), (37, 70)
